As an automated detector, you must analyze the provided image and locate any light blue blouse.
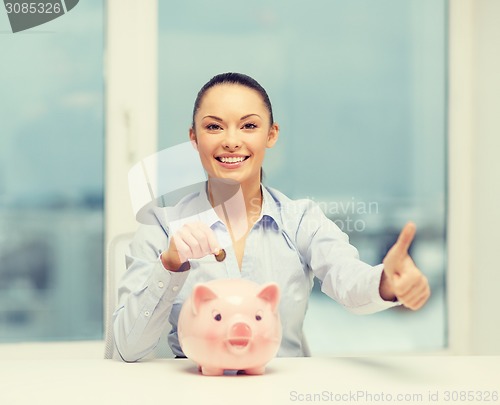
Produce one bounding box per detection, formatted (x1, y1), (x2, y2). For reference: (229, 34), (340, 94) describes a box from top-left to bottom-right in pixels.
(113, 183), (399, 362)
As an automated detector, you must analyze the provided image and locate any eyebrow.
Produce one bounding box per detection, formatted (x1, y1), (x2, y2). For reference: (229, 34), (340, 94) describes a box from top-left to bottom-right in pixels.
(241, 114), (261, 120)
(202, 114), (262, 122)
(202, 115), (223, 122)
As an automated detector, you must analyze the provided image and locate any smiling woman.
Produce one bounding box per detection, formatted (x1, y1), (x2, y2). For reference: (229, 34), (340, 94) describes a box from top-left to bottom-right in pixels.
(112, 72), (430, 363)
(189, 76), (279, 192)
(187, 74), (280, 271)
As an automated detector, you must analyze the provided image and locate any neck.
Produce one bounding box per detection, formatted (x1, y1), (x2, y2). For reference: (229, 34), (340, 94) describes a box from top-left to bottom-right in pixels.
(208, 177), (262, 214)
(207, 177), (262, 239)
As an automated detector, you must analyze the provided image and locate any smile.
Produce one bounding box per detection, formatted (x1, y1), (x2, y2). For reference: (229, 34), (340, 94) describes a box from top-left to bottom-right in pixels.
(215, 156), (250, 164)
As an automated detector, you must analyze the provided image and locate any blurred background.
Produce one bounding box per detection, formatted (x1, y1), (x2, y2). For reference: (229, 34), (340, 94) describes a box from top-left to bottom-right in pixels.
(0, 0), (498, 355)
(0, 0), (104, 341)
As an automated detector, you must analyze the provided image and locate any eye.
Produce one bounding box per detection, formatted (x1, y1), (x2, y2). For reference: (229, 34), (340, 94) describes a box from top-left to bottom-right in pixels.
(206, 123), (222, 131)
(213, 311), (222, 321)
(255, 310), (263, 321)
(242, 123), (257, 130)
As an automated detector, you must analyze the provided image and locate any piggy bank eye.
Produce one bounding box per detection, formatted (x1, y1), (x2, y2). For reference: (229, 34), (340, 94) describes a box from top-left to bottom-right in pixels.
(212, 311), (222, 321)
(255, 310), (263, 321)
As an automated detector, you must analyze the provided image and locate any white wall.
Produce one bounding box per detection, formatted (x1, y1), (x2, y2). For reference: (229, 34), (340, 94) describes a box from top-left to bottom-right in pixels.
(105, 0), (158, 248)
(448, 0), (500, 354)
(469, 0), (500, 354)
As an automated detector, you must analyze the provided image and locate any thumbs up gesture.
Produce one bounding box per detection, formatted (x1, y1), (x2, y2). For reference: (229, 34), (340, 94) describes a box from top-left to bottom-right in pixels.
(380, 222), (431, 310)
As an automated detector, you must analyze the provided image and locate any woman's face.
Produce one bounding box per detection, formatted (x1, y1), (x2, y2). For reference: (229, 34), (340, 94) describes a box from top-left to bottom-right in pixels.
(190, 84), (279, 188)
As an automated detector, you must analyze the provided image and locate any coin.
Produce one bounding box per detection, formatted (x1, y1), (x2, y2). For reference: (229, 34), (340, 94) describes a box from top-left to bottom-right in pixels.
(214, 249), (226, 262)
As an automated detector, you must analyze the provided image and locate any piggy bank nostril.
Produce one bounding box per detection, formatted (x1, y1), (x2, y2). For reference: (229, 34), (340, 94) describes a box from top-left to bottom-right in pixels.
(230, 322), (252, 338)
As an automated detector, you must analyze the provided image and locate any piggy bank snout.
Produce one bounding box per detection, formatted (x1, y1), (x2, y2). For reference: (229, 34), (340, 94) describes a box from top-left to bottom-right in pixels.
(230, 322), (252, 339)
(226, 321), (252, 353)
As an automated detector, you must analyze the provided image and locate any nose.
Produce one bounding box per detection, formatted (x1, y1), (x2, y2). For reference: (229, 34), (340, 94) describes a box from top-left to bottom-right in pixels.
(230, 322), (252, 338)
(222, 128), (241, 150)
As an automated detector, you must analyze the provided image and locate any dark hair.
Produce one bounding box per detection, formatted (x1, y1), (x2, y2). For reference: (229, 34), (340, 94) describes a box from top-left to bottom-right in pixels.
(192, 72), (274, 129)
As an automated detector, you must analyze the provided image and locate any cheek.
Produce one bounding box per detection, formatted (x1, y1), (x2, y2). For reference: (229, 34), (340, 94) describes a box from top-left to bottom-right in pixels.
(254, 318), (275, 335)
(251, 137), (270, 155)
(195, 140), (218, 171)
(196, 140), (215, 157)
(203, 325), (225, 342)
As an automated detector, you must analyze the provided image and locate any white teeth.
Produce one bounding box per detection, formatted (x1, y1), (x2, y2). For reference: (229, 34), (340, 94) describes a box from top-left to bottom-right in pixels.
(219, 156), (246, 163)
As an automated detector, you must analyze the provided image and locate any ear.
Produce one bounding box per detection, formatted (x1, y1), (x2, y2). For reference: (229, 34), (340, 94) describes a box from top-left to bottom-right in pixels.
(192, 284), (218, 315)
(266, 123), (279, 149)
(257, 283), (280, 313)
(189, 127), (198, 151)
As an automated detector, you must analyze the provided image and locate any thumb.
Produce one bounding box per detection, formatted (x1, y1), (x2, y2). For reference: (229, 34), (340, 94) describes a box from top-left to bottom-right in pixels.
(393, 221), (416, 256)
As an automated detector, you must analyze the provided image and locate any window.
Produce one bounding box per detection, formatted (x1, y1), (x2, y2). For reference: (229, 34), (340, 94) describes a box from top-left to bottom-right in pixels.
(0, 0), (104, 342)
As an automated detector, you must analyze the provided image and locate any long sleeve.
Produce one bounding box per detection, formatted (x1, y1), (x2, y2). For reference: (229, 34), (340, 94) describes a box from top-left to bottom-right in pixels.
(112, 222), (190, 362)
(293, 200), (400, 314)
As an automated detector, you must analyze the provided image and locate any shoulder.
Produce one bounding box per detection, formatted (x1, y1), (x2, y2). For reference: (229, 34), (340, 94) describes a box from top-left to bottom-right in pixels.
(136, 187), (206, 234)
(164, 190), (205, 221)
(263, 186), (345, 260)
(264, 185), (325, 220)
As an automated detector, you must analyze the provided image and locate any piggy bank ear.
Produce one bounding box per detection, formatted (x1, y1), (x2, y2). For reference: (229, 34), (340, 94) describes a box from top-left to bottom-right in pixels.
(192, 284), (218, 315)
(257, 283), (280, 313)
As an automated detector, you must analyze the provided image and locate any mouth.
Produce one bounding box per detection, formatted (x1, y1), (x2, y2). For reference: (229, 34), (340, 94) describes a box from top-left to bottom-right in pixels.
(215, 155), (250, 165)
(226, 338), (251, 351)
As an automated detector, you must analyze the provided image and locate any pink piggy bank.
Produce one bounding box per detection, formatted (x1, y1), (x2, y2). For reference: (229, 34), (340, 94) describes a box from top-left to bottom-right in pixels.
(178, 278), (282, 376)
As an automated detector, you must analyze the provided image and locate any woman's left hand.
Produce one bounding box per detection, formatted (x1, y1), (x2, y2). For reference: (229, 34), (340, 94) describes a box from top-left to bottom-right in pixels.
(380, 222), (431, 310)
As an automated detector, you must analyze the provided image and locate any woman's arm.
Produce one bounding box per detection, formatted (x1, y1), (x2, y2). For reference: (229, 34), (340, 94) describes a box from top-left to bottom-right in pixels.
(112, 224), (190, 362)
(295, 201), (429, 312)
(289, 200), (398, 314)
(113, 217), (221, 362)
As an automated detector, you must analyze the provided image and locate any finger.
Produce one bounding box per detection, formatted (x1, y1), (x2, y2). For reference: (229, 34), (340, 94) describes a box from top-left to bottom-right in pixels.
(392, 267), (424, 297)
(414, 286), (431, 308)
(391, 273), (413, 297)
(171, 234), (193, 263)
(398, 278), (430, 308)
(186, 225), (213, 256)
(196, 223), (221, 255)
(394, 221), (416, 256)
(179, 227), (203, 254)
(403, 285), (431, 310)
(392, 274), (412, 298)
(183, 222), (221, 257)
(397, 277), (429, 304)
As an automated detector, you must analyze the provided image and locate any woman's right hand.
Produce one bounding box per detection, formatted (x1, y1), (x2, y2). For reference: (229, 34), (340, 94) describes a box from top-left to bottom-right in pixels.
(160, 222), (221, 271)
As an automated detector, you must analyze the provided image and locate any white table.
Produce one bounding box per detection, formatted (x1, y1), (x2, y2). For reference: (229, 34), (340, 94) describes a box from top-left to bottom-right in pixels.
(0, 341), (499, 405)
